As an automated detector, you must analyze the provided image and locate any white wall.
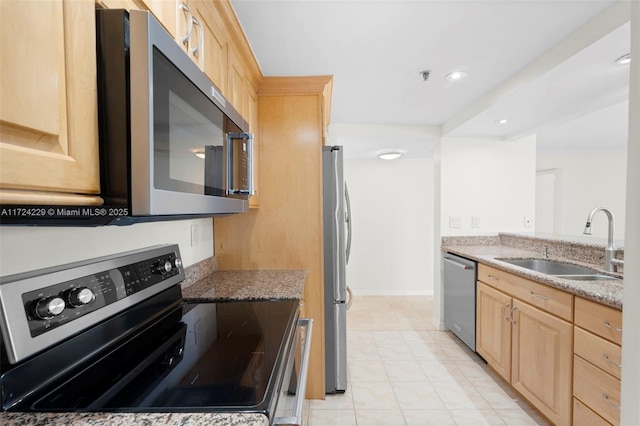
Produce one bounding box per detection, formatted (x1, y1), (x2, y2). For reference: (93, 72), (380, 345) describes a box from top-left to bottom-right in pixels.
(621, 2), (640, 423)
(433, 135), (537, 328)
(440, 136), (537, 235)
(343, 158), (434, 296)
(0, 218), (214, 276)
(536, 150), (627, 240)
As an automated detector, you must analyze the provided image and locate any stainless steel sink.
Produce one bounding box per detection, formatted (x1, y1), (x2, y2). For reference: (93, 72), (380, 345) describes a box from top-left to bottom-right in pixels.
(554, 274), (619, 281)
(498, 259), (597, 275)
(497, 258), (620, 282)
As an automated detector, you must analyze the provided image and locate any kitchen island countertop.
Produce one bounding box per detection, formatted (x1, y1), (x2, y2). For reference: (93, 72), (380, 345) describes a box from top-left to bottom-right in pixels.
(1, 262), (307, 426)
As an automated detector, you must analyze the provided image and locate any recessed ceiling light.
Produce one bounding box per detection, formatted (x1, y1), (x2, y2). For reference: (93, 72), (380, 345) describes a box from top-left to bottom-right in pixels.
(377, 151), (403, 161)
(615, 53), (631, 65)
(445, 71), (468, 81)
(495, 118), (509, 125)
(192, 149), (206, 159)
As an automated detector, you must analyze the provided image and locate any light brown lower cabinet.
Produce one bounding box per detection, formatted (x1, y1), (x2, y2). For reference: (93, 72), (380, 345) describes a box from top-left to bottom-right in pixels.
(573, 297), (622, 426)
(573, 398), (613, 426)
(476, 266), (573, 426)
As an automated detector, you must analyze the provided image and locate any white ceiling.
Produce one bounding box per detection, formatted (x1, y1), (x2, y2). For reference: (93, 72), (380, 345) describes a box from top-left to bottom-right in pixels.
(231, 0), (630, 158)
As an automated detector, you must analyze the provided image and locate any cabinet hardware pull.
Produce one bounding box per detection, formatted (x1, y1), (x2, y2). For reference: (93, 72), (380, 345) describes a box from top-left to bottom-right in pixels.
(603, 320), (622, 333)
(191, 16), (203, 56)
(487, 275), (499, 281)
(502, 303), (511, 321)
(179, 2), (194, 46)
(529, 291), (548, 301)
(602, 353), (622, 369)
(602, 393), (621, 411)
(510, 306), (517, 324)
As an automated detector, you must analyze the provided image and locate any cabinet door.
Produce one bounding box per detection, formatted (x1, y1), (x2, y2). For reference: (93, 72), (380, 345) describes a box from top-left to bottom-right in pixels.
(476, 282), (512, 382)
(511, 300), (573, 426)
(227, 47), (245, 116)
(189, 0), (227, 93)
(0, 0), (101, 205)
(139, 0), (177, 38)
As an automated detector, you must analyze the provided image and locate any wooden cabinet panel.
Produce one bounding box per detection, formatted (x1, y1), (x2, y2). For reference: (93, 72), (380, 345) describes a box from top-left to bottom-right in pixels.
(574, 297), (622, 345)
(0, 0), (101, 204)
(227, 47), (245, 116)
(476, 282), (512, 382)
(190, 1), (227, 94)
(574, 355), (621, 425)
(574, 398), (614, 426)
(511, 300), (573, 426)
(478, 265), (573, 321)
(139, 0), (178, 37)
(574, 326), (622, 380)
(214, 76), (332, 399)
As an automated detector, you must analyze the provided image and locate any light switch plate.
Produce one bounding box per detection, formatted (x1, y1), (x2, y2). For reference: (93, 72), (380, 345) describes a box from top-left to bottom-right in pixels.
(449, 216), (462, 228)
(472, 216), (481, 228)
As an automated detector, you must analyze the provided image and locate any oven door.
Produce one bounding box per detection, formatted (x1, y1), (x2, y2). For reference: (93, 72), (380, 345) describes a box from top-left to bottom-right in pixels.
(273, 318), (313, 426)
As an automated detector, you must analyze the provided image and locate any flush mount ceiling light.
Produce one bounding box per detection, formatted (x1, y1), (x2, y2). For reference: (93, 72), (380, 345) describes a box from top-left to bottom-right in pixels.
(192, 149), (206, 159)
(445, 71), (468, 81)
(615, 53), (631, 65)
(377, 151), (403, 161)
(495, 118), (509, 125)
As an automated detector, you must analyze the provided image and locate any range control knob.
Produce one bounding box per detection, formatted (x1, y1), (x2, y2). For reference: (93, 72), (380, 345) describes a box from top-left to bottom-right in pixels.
(67, 287), (95, 307)
(154, 260), (172, 274)
(34, 297), (66, 319)
(173, 258), (182, 269)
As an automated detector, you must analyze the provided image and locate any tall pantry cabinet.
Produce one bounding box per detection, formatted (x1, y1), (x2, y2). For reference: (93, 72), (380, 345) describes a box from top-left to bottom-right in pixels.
(214, 76), (333, 399)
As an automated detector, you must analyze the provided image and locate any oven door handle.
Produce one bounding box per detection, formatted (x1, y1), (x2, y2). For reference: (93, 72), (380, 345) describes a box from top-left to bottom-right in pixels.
(273, 318), (313, 426)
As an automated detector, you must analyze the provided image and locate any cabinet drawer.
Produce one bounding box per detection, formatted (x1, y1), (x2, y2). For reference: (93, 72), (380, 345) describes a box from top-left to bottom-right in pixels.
(574, 356), (620, 425)
(573, 398), (613, 426)
(574, 327), (621, 380)
(478, 264), (573, 321)
(574, 298), (622, 345)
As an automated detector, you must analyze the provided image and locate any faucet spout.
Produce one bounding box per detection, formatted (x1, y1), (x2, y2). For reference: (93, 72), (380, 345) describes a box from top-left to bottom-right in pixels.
(583, 207), (622, 272)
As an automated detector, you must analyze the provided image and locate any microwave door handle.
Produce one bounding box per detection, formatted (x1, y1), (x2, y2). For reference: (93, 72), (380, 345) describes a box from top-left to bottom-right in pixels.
(226, 132), (253, 196)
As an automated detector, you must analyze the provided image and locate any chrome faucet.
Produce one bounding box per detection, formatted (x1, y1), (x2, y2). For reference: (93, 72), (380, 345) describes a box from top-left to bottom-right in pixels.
(583, 207), (624, 272)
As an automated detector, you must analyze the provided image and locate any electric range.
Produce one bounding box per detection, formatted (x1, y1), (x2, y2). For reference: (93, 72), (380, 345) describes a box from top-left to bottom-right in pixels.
(0, 245), (311, 425)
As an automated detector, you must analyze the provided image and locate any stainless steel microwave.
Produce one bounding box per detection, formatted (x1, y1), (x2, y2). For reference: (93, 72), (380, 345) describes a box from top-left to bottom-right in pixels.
(96, 9), (252, 223)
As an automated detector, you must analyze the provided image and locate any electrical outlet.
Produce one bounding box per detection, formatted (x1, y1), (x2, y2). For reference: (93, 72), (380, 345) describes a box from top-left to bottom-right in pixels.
(191, 224), (200, 247)
(472, 216), (481, 228)
(524, 216), (533, 228)
(449, 216), (462, 228)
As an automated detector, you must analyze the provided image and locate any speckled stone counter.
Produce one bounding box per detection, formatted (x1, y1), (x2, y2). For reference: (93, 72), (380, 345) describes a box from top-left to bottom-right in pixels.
(0, 412), (268, 426)
(442, 234), (623, 310)
(182, 269), (306, 301)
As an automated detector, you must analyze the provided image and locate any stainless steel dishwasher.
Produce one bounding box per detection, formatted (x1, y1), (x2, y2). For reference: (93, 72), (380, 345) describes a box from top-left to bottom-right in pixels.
(443, 252), (478, 351)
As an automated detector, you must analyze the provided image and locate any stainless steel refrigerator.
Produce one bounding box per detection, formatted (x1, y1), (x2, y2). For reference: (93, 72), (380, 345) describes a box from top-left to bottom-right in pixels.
(322, 145), (352, 394)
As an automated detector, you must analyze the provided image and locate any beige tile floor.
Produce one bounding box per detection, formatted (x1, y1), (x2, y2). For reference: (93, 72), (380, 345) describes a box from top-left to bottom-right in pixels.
(304, 295), (551, 426)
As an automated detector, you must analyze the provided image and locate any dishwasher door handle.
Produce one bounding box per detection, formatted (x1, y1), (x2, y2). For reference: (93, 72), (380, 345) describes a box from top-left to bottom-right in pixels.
(443, 257), (474, 270)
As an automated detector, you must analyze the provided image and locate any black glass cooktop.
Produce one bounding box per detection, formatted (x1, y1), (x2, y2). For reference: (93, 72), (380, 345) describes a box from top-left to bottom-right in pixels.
(4, 292), (298, 414)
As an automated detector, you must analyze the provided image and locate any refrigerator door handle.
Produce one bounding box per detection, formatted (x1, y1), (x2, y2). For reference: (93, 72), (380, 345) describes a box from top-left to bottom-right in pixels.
(346, 286), (353, 310)
(345, 182), (352, 265)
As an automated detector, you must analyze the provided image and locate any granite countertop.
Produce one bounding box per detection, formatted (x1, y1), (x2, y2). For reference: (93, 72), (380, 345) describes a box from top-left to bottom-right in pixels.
(442, 241), (623, 310)
(0, 412), (269, 426)
(1, 261), (306, 426)
(182, 269), (307, 301)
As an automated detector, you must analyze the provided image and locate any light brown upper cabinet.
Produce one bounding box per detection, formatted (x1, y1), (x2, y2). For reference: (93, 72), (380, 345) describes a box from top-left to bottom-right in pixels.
(0, 0), (102, 205)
